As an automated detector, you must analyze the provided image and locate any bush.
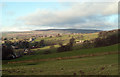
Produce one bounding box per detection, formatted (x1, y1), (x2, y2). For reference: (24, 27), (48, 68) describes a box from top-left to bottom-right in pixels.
(43, 50), (51, 54)
(2, 45), (16, 60)
(57, 37), (75, 52)
(94, 29), (119, 47)
(82, 40), (94, 48)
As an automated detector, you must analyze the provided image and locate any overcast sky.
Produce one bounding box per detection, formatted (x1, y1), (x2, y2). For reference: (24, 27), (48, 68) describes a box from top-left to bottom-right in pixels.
(0, 2), (118, 31)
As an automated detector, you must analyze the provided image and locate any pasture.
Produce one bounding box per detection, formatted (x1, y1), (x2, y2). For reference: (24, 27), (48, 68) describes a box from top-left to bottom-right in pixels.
(2, 44), (119, 75)
(2, 30), (119, 75)
(2, 54), (118, 75)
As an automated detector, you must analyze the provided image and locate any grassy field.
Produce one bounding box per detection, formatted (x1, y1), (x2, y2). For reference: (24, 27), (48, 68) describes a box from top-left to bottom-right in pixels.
(2, 54), (118, 75)
(2, 44), (119, 75)
(35, 33), (98, 41)
(7, 44), (118, 62)
(2, 31), (119, 75)
(32, 33), (98, 44)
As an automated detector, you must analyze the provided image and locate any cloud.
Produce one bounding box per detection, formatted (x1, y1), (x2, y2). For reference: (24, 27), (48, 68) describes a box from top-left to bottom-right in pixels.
(1, 25), (56, 32)
(17, 2), (118, 30)
(0, 3), (5, 7)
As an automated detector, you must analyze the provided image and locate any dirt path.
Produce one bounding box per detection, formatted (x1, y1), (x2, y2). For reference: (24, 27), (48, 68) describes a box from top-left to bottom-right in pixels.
(8, 51), (118, 64)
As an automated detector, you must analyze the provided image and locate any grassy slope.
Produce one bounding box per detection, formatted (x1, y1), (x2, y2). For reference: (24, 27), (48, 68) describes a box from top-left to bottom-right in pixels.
(31, 45), (60, 54)
(3, 54), (118, 75)
(2, 44), (119, 75)
(8, 44), (118, 62)
(34, 33), (98, 43)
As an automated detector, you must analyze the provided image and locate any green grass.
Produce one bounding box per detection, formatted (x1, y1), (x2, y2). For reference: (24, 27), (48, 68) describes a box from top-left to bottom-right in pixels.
(30, 45), (60, 55)
(31, 45), (60, 51)
(34, 33), (98, 44)
(8, 44), (118, 62)
(2, 43), (119, 75)
(2, 31), (119, 75)
(2, 54), (118, 75)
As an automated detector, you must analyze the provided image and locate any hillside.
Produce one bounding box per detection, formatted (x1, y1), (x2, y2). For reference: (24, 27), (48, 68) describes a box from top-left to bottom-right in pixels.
(2, 29), (119, 75)
(2, 44), (119, 75)
(2, 29), (101, 38)
(35, 29), (101, 33)
(7, 44), (118, 62)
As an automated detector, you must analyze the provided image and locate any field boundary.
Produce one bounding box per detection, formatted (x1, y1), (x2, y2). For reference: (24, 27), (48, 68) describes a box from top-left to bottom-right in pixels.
(7, 51), (118, 64)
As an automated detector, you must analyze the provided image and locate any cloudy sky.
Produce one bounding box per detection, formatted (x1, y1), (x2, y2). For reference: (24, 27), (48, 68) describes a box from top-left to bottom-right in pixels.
(0, 2), (118, 31)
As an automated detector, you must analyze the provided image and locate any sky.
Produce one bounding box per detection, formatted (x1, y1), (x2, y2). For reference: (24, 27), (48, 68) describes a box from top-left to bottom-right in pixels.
(0, 2), (118, 32)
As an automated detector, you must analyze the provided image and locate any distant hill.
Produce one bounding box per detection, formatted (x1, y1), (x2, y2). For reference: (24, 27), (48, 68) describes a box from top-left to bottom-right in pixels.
(2, 29), (101, 38)
(35, 29), (101, 33)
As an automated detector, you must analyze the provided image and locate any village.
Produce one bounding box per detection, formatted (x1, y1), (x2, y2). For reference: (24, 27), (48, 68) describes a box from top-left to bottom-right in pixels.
(1, 32), (87, 60)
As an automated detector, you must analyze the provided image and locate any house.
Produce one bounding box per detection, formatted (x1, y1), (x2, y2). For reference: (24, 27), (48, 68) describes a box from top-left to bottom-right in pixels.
(29, 38), (35, 42)
(23, 49), (34, 55)
(76, 40), (84, 43)
(13, 38), (16, 40)
(11, 45), (19, 49)
(2, 41), (5, 43)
